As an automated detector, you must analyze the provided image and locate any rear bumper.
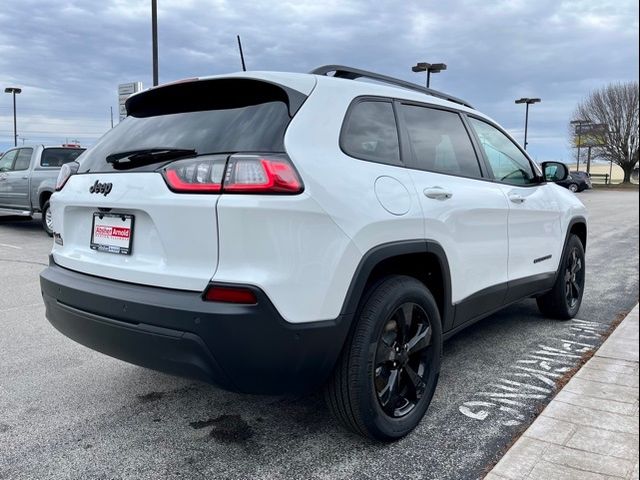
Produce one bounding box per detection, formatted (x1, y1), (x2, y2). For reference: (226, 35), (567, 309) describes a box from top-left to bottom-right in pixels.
(40, 258), (351, 394)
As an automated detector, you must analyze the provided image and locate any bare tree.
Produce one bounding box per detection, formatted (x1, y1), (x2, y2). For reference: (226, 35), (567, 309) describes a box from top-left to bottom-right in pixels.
(571, 82), (639, 183)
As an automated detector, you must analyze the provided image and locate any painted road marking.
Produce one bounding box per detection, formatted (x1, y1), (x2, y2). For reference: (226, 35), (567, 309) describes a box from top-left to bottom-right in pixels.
(459, 318), (607, 427)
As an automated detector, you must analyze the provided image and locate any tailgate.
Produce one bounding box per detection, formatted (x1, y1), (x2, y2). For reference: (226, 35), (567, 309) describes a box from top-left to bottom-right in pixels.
(51, 172), (219, 291)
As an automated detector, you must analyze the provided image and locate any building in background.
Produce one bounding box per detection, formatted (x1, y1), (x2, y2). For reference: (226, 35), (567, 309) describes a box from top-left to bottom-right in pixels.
(118, 82), (143, 122)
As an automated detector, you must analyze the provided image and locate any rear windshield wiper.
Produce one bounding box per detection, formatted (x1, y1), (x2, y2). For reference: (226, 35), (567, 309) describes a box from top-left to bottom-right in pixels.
(106, 148), (197, 168)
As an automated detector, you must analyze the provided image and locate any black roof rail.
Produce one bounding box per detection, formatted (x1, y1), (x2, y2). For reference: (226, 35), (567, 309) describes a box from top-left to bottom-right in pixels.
(309, 64), (474, 109)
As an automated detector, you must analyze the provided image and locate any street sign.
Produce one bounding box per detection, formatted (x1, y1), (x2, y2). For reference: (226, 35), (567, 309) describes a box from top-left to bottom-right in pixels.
(117, 82), (143, 121)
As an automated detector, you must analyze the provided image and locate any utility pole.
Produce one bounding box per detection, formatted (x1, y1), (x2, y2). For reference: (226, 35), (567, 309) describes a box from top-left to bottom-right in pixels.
(4, 87), (22, 147)
(110, 107), (114, 128)
(151, 0), (159, 86)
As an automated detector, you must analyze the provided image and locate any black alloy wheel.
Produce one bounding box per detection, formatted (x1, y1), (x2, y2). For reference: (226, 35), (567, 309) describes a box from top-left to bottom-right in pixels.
(324, 275), (442, 440)
(374, 302), (433, 418)
(536, 234), (585, 319)
(564, 246), (584, 310)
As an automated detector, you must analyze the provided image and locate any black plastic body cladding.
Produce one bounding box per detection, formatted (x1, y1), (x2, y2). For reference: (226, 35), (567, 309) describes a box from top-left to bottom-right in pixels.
(40, 258), (351, 394)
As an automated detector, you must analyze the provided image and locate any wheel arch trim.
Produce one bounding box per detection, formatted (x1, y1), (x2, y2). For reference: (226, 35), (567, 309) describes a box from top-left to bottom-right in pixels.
(339, 240), (454, 329)
(555, 216), (587, 283)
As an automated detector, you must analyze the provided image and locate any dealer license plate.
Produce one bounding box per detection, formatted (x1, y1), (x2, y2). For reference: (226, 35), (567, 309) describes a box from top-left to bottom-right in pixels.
(90, 212), (134, 255)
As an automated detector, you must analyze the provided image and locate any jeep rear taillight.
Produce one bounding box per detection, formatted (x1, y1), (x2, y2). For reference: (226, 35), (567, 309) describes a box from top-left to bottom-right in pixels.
(161, 154), (303, 194)
(162, 155), (226, 193)
(224, 155), (302, 193)
(55, 161), (80, 191)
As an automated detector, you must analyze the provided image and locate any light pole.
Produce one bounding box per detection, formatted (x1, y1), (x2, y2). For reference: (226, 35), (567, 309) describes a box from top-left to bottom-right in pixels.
(571, 119), (591, 171)
(412, 62), (447, 88)
(4, 87), (22, 147)
(515, 97), (541, 150)
(151, 0), (159, 86)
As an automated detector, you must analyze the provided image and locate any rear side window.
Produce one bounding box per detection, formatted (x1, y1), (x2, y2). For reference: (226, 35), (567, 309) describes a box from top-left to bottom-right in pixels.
(13, 148), (33, 171)
(79, 79), (302, 173)
(400, 105), (481, 178)
(468, 117), (536, 185)
(40, 148), (85, 168)
(341, 100), (401, 165)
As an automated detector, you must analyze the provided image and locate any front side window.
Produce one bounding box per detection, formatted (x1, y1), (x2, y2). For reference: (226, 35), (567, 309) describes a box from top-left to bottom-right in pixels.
(13, 148), (33, 171)
(341, 100), (401, 165)
(0, 149), (18, 171)
(400, 104), (482, 177)
(468, 117), (536, 185)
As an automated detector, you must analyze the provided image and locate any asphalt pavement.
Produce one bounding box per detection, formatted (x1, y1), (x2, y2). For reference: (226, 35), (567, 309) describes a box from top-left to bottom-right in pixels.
(0, 189), (638, 480)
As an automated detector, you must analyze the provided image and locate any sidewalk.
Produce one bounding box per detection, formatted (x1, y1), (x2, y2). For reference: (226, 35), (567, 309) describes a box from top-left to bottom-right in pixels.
(486, 304), (639, 480)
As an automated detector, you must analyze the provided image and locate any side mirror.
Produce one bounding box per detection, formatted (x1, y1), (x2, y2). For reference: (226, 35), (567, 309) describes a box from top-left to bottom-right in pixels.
(541, 161), (569, 182)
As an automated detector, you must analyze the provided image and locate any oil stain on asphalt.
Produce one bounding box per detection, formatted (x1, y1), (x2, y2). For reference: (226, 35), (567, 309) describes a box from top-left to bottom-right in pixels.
(136, 391), (165, 403)
(190, 414), (254, 444)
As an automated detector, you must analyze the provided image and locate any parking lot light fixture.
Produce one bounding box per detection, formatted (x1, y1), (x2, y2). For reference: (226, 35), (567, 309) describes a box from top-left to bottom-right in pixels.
(515, 97), (541, 150)
(412, 62), (447, 88)
(4, 87), (22, 147)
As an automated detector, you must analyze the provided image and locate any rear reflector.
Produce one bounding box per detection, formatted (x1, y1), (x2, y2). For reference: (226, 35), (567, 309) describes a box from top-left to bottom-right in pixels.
(203, 285), (258, 304)
(161, 153), (302, 194)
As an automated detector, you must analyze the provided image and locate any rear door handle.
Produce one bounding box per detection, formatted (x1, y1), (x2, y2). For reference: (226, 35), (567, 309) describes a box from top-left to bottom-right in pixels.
(424, 187), (453, 200)
(509, 193), (526, 203)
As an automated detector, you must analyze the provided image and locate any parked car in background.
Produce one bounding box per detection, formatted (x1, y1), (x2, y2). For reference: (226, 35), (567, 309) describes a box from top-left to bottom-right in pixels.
(556, 170), (592, 192)
(0, 145), (85, 234)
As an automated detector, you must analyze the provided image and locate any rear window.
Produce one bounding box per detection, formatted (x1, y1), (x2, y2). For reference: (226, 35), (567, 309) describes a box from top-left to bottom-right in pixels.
(79, 79), (303, 173)
(341, 100), (401, 165)
(40, 148), (85, 167)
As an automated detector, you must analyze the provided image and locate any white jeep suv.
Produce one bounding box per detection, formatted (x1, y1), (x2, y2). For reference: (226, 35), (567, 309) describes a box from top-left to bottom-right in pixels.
(40, 66), (587, 440)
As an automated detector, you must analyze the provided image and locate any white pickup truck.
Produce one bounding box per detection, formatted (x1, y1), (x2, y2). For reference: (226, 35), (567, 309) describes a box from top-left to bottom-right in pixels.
(0, 145), (85, 235)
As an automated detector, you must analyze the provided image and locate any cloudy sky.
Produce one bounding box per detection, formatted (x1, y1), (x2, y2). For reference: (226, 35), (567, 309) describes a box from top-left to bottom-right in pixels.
(0, 0), (638, 161)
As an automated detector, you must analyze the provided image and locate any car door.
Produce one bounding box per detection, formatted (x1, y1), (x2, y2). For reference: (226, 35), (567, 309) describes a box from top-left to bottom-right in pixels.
(2, 147), (34, 208)
(0, 149), (19, 207)
(396, 102), (511, 328)
(466, 116), (563, 302)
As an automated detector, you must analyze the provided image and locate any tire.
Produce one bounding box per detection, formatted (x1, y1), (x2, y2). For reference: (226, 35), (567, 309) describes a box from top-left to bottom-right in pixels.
(568, 183), (578, 193)
(536, 234), (585, 320)
(324, 275), (442, 440)
(41, 201), (53, 237)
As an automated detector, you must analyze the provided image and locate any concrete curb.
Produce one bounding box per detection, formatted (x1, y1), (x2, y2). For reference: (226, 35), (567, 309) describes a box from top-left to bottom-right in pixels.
(485, 304), (639, 480)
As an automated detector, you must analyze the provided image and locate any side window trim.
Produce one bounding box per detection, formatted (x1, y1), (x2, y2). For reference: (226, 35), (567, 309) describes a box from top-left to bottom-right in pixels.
(394, 100), (488, 181)
(464, 113), (542, 186)
(392, 100), (412, 168)
(339, 95), (404, 167)
(459, 113), (493, 179)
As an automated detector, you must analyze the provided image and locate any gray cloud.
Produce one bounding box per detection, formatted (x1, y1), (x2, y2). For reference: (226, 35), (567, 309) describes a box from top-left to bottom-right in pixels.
(1, 0), (638, 162)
